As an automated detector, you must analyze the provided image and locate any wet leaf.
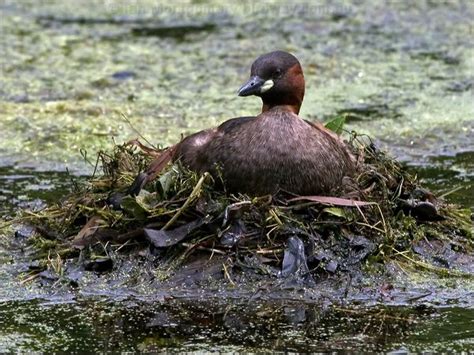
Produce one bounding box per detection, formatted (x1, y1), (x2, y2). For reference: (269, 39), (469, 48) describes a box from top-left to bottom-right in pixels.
(135, 189), (159, 211)
(411, 201), (444, 221)
(281, 236), (311, 280)
(84, 258), (113, 272)
(325, 260), (338, 273)
(144, 218), (207, 248)
(323, 207), (347, 218)
(289, 195), (374, 207)
(72, 216), (107, 249)
(222, 201), (252, 226)
(38, 270), (58, 282)
(324, 115), (346, 134)
(107, 192), (127, 210)
(128, 172), (148, 197)
(346, 235), (376, 266)
(220, 220), (247, 247)
(121, 196), (147, 221)
(157, 169), (178, 198)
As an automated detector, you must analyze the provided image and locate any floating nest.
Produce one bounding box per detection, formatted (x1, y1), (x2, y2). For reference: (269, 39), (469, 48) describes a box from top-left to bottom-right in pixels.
(15, 130), (474, 285)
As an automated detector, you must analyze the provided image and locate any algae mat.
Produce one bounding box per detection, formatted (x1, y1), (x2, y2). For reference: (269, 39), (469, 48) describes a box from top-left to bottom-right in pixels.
(0, 0), (473, 169)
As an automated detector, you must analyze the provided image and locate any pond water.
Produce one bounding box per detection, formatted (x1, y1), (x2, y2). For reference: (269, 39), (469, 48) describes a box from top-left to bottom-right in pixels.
(1, 297), (473, 352)
(0, 0), (473, 352)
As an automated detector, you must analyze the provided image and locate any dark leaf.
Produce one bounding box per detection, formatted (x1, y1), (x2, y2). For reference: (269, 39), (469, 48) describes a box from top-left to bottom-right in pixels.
(346, 235), (376, 266)
(144, 218), (207, 248)
(222, 201), (252, 226)
(220, 220), (247, 247)
(128, 173), (148, 197)
(157, 169), (177, 198)
(84, 258), (113, 272)
(325, 260), (338, 273)
(281, 236), (310, 277)
(107, 191), (127, 210)
(38, 270), (58, 282)
(14, 225), (36, 239)
(411, 201), (444, 221)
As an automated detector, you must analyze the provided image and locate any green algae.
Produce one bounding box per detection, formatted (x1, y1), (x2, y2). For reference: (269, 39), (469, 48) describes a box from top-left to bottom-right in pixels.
(1, 0), (473, 170)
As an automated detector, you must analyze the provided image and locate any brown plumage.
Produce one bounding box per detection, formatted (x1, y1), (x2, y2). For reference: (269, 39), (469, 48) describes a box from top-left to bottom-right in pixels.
(173, 51), (355, 196)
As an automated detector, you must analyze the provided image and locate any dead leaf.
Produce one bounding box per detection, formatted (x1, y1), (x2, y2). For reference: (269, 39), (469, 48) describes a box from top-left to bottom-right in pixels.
(125, 139), (161, 156)
(71, 216), (107, 249)
(288, 195), (374, 207)
(145, 145), (176, 181)
(128, 145), (176, 196)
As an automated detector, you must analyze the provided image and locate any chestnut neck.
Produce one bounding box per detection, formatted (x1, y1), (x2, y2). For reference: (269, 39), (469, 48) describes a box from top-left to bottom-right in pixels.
(261, 89), (304, 115)
(262, 101), (302, 115)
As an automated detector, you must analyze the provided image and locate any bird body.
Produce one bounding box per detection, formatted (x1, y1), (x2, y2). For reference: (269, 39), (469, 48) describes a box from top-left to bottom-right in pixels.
(173, 51), (355, 196)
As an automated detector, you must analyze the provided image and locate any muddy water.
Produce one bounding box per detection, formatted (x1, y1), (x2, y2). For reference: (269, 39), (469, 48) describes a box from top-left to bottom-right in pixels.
(1, 0), (473, 352)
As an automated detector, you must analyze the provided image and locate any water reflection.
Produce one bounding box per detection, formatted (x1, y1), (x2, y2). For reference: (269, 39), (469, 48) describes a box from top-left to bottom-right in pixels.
(1, 299), (472, 352)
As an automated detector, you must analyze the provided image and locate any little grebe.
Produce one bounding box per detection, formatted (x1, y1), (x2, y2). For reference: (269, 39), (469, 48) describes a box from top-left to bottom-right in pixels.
(173, 51), (355, 196)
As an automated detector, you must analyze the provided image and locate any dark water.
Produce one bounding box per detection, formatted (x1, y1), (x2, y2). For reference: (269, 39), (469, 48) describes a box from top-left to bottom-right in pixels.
(0, 166), (85, 217)
(1, 298), (473, 352)
(408, 151), (474, 208)
(1, 0), (473, 352)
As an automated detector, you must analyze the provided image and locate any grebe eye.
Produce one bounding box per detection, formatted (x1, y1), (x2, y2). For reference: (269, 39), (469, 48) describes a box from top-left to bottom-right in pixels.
(273, 68), (282, 78)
